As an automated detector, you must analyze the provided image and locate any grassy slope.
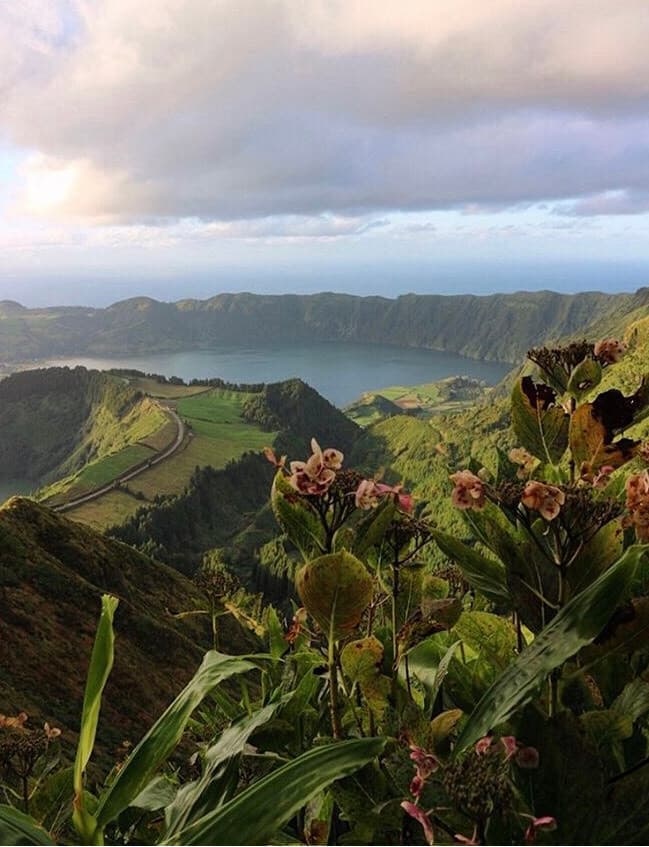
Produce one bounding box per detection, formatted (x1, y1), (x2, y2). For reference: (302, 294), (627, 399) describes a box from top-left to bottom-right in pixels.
(69, 387), (274, 529)
(0, 369), (170, 496)
(0, 498), (209, 759)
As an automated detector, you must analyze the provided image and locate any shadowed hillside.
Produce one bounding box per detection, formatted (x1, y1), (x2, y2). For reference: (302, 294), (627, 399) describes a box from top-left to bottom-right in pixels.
(0, 497), (225, 758)
(0, 367), (168, 490)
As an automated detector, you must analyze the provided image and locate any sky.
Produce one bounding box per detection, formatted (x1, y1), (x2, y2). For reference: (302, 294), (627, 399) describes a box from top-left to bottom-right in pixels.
(2, 0), (649, 306)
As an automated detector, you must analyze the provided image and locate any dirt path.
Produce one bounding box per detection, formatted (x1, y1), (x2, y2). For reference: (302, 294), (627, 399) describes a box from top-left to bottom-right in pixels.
(55, 407), (185, 513)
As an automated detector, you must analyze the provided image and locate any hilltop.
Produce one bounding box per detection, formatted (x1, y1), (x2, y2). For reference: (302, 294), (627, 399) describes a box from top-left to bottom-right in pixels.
(3, 288), (649, 364)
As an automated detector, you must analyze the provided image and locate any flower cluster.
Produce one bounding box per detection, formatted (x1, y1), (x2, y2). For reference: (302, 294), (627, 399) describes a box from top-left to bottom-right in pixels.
(594, 337), (627, 365)
(625, 470), (649, 542)
(266, 438), (344, 495)
(400, 742), (439, 846)
(355, 479), (414, 513)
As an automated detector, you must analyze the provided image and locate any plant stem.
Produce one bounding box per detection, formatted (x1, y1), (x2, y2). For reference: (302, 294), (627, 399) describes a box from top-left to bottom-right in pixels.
(328, 638), (343, 739)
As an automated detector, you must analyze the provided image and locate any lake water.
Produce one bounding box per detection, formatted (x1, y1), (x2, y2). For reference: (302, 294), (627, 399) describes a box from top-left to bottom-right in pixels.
(43, 342), (510, 407)
(0, 478), (34, 503)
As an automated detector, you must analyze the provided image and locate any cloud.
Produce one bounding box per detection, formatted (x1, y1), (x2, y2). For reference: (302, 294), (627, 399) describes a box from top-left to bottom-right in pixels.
(556, 190), (649, 216)
(3, 1), (649, 223)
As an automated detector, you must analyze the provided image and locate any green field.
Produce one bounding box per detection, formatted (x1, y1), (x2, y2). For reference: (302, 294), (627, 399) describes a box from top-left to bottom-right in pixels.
(69, 388), (275, 528)
(44, 443), (156, 503)
(128, 377), (212, 399)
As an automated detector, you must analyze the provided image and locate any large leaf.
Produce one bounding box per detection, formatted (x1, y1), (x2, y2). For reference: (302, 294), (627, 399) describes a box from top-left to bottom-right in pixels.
(0, 806), (53, 846)
(455, 545), (649, 753)
(72, 594), (118, 843)
(511, 376), (569, 465)
(94, 651), (255, 830)
(271, 471), (325, 561)
(407, 638), (461, 716)
(296, 551), (373, 641)
(165, 702), (280, 839)
(569, 404), (638, 472)
(171, 738), (386, 845)
(431, 529), (510, 606)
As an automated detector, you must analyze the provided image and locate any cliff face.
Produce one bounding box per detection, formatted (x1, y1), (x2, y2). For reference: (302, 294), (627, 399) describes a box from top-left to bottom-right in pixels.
(3, 288), (648, 364)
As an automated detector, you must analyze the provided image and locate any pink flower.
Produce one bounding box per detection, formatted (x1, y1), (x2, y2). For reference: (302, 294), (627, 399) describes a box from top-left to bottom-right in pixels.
(592, 465), (615, 489)
(521, 481), (565, 521)
(355, 479), (414, 513)
(454, 827), (479, 845)
(355, 479), (381, 510)
(594, 337), (627, 364)
(44, 722), (61, 741)
(0, 712), (28, 730)
(376, 482), (414, 513)
(515, 746), (540, 769)
(509, 447), (538, 479)
(263, 446), (286, 468)
(500, 735), (519, 760)
(401, 801), (435, 845)
(524, 816), (557, 844)
(449, 470), (486, 510)
(475, 736), (493, 756)
(410, 746), (439, 779)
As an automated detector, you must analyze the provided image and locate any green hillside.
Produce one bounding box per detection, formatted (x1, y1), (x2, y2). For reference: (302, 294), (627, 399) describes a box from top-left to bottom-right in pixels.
(0, 368), (170, 495)
(3, 287), (649, 365)
(0, 498), (214, 757)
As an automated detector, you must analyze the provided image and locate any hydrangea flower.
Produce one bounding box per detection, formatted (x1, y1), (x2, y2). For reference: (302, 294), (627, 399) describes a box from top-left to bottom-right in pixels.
(521, 481), (565, 521)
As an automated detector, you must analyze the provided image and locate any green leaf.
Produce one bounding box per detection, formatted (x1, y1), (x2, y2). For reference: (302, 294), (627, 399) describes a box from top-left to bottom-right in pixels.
(453, 611), (516, 671)
(271, 471), (325, 561)
(407, 638), (461, 716)
(455, 544), (649, 753)
(94, 651), (255, 831)
(171, 738), (386, 846)
(72, 594), (118, 843)
(296, 551), (373, 641)
(431, 529), (510, 606)
(266, 606), (287, 660)
(511, 377), (569, 465)
(567, 356), (602, 399)
(0, 806), (54, 846)
(353, 499), (396, 558)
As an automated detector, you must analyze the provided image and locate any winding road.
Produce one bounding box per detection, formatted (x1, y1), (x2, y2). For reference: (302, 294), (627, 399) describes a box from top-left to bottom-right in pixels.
(54, 406), (186, 513)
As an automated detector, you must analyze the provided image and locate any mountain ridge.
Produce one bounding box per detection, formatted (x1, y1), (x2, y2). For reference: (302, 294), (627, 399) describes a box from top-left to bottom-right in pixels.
(3, 287), (649, 364)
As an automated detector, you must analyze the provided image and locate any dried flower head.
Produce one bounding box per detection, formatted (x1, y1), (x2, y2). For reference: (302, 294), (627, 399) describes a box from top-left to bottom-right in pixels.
(509, 447), (538, 479)
(450, 470), (486, 511)
(594, 337), (627, 365)
(625, 470), (649, 542)
(521, 481), (566, 521)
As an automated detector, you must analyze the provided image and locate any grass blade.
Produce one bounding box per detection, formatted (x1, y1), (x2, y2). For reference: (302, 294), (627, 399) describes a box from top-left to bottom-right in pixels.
(174, 737), (386, 845)
(72, 594), (119, 843)
(0, 805), (54, 845)
(94, 651), (254, 830)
